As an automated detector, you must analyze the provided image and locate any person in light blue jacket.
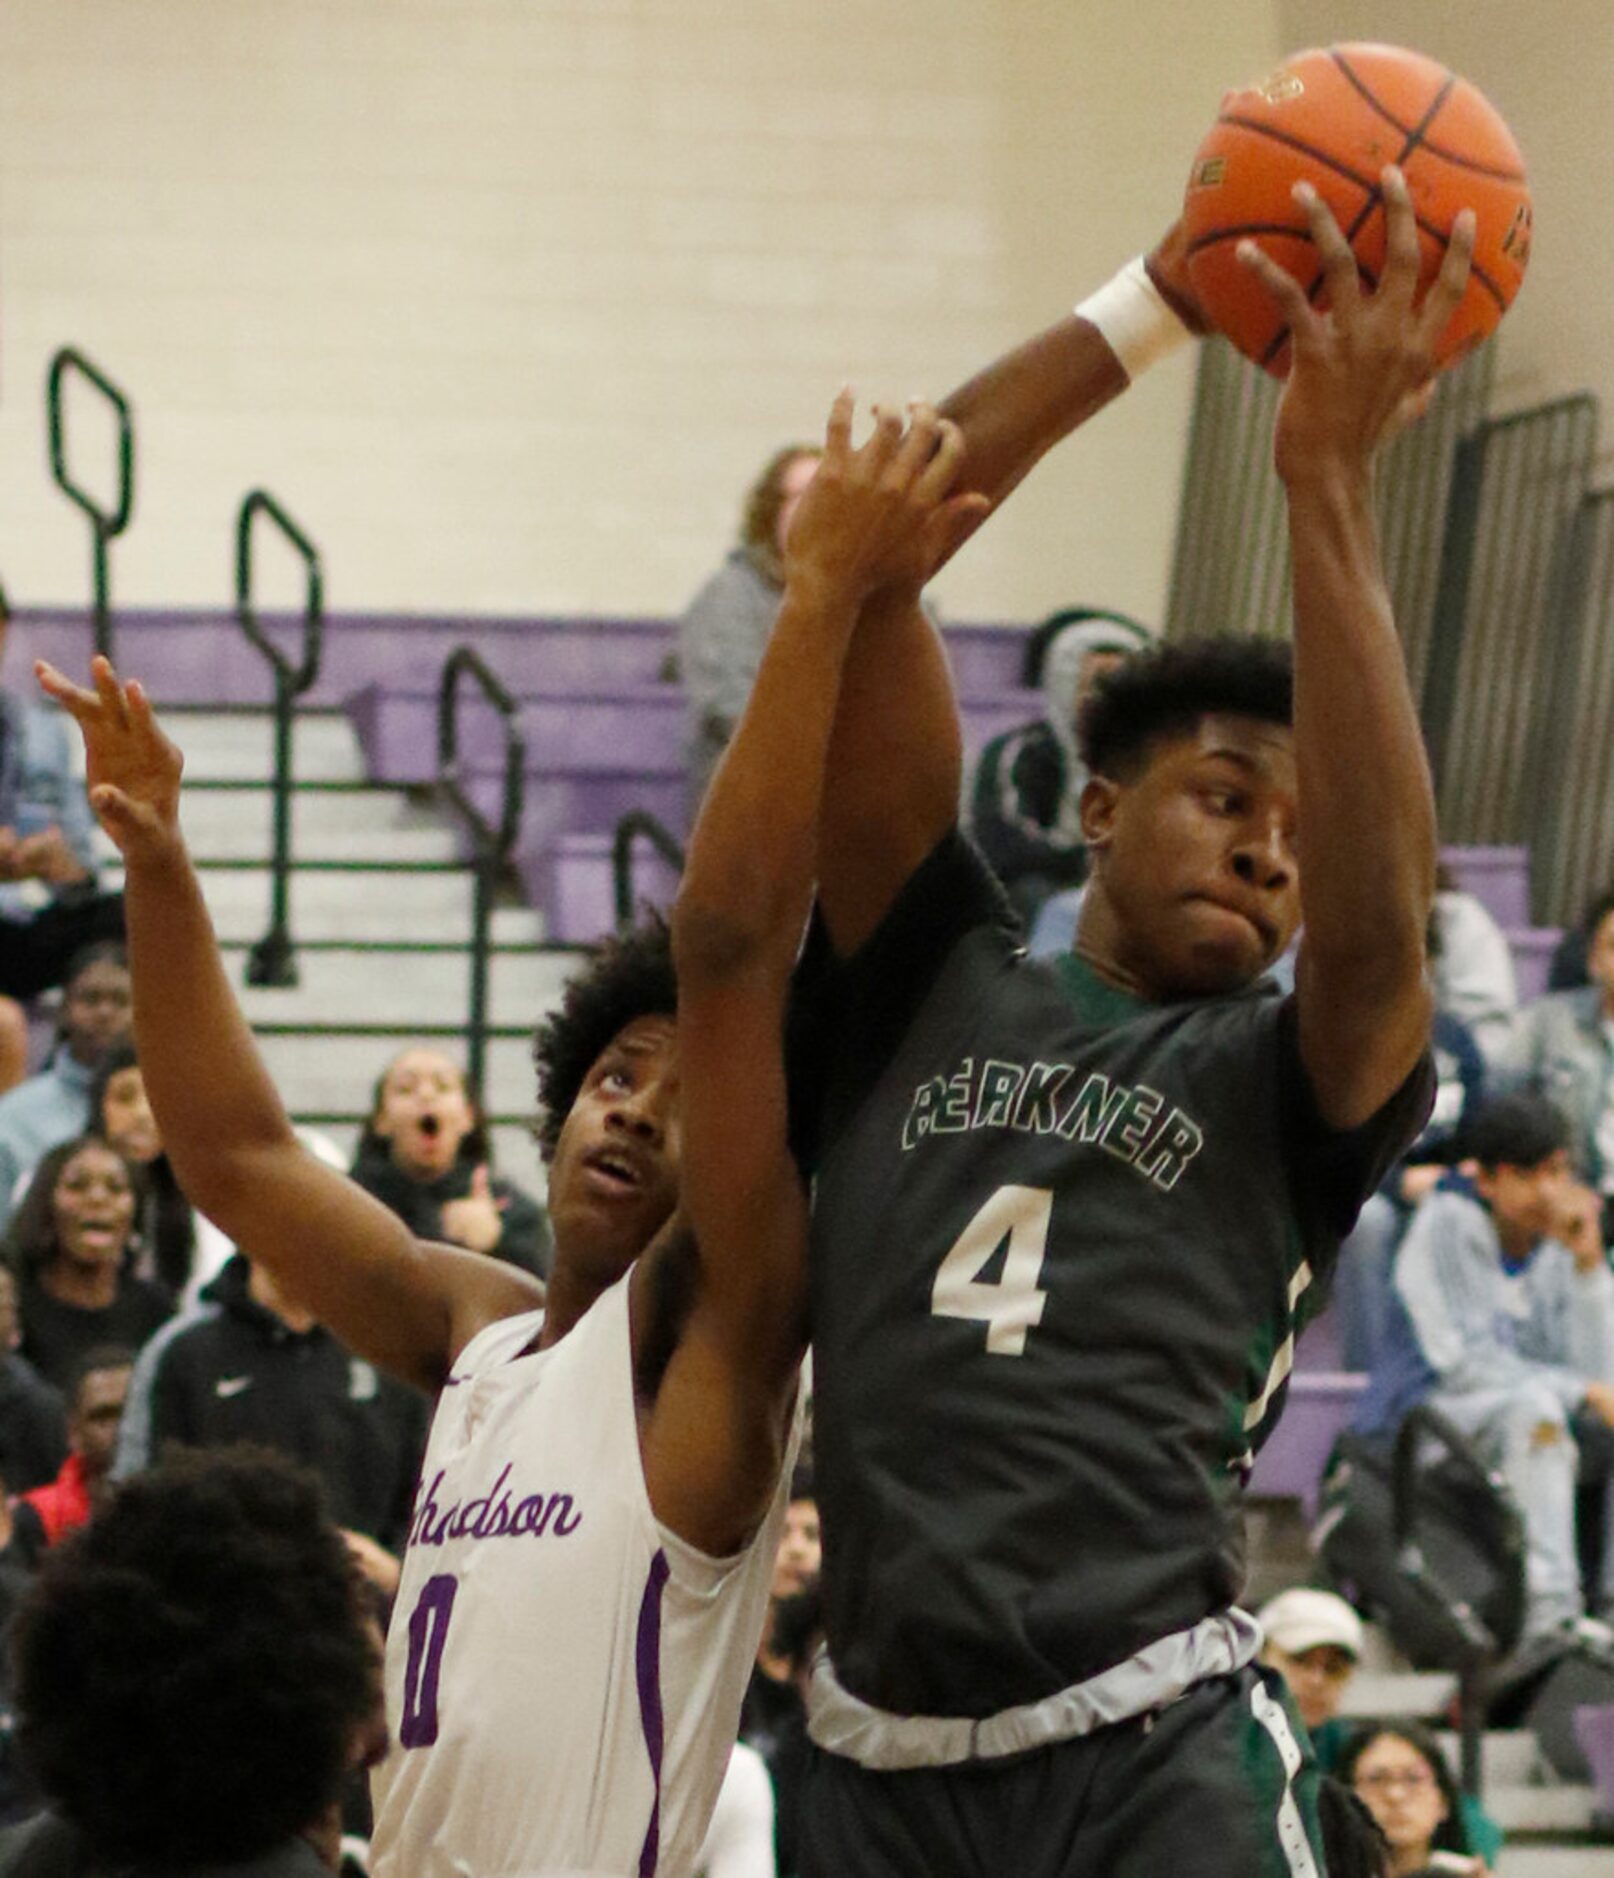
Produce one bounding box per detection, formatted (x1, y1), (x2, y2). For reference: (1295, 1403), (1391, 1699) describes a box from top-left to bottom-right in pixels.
(1393, 1091), (1614, 1636)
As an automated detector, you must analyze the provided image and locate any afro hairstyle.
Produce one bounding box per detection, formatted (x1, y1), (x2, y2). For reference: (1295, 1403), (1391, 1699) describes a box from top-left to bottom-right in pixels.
(11, 1446), (379, 1867)
(532, 914), (678, 1161)
(1077, 633), (1293, 780)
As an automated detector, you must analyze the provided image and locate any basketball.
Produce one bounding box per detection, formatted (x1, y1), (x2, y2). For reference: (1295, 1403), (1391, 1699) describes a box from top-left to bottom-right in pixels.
(1182, 44), (1532, 377)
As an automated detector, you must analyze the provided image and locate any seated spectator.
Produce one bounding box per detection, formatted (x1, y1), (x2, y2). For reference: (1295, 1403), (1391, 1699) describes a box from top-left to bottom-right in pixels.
(1332, 992), (1487, 1373)
(1389, 1093), (1614, 1637)
(12, 1347), (133, 1558)
(1429, 862), (1516, 1063)
(349, 1046), (549, 1278)
(3, 1137), (171, 1392)
(740, 1467), (819, 1846)
(0, 1447), (385, 1875)
(0, 1475), (41, 1830)
(1496, 885), (1614, 1198)
(680, 442), (821, 812)
(1545, 883), (1611, 994)
(0, 944), (130, 1230)
(114, 1252), (428, 1600)
(81, 1040), (200, 1300)
(968, 610), (1152, 926)
(0, 598), (124, 1015)
(1257, 1587), (1364, 1760)
(1337, 1722), (1489, 1876)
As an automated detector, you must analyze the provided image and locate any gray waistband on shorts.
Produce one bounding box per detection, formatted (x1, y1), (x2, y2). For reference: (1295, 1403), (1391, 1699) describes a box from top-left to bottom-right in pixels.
(806, 1607), (1263, 1771)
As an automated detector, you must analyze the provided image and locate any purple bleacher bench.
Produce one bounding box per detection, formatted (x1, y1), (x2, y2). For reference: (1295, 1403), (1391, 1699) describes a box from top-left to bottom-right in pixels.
(1248, 1372), (1367, 1518)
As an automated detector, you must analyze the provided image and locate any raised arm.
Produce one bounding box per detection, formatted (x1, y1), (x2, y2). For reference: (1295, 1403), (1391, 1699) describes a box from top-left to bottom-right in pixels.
(649, 396), (984, 1553)
(816, 232), (1205, 955)
(1240, 170), (1473, 1127)
(34, 661), (540, 1394)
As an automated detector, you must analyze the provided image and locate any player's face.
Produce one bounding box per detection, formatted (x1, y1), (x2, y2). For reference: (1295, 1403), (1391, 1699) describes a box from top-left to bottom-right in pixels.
(1082, 713), (1299, 996)
(374, 1048), (477, 1179)
(546, 1016), (681, 1285)
(1350, 1732), (1449, 1859)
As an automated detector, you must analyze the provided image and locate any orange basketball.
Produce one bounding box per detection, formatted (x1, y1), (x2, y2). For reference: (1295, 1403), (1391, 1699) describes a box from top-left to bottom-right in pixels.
(1182, 44), (1531, 377)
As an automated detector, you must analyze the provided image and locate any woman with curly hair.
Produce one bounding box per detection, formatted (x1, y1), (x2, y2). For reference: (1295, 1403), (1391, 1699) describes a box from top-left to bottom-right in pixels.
(2, 1135), (170, 1392)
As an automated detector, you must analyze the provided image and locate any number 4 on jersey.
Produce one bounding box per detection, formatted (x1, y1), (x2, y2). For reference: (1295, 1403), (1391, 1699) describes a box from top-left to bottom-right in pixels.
(930, 1185), (1052, 1355)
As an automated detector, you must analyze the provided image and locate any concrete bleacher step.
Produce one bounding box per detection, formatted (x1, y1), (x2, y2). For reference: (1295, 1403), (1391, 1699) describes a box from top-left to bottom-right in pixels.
(159, 705), (367, 784)
(102, 858), (543, 946)
(1499, 1850), (1614, 1875)
(255, 1029), (544, 1123)
(223, 941), (582, 1030)
(170, 783), (461, 866)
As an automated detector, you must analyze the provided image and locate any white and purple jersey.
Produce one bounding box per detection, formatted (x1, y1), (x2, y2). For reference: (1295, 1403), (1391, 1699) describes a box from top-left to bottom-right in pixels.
(370, 1270), (799, 1877)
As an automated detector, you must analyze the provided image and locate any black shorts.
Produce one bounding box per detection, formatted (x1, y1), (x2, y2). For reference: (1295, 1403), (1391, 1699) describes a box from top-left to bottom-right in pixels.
(797, 1665), (1323, 1878)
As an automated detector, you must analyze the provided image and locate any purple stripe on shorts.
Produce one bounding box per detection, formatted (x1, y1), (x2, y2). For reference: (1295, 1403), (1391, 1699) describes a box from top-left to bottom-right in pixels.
(635, 1549), (672, 1878)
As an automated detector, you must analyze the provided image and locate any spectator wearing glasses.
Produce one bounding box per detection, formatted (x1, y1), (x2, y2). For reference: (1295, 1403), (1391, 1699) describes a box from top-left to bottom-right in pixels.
(1336, 1722), (1488, 1876)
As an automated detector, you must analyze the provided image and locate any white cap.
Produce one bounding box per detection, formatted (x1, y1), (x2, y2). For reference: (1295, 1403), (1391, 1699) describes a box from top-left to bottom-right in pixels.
(1257, 1588), (1363, 1661)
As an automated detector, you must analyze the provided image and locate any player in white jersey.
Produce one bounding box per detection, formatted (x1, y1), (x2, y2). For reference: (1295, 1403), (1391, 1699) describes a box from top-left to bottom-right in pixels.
(37, 395), (984, 1876)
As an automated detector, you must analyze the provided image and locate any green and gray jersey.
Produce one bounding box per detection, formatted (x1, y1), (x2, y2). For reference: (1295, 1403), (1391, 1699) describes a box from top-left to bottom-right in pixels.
(795, 831), (1433, 1719)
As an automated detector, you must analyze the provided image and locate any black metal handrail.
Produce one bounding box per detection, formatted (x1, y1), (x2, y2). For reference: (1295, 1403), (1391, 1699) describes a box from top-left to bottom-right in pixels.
(47, 347), (136, 661)
(437, 647), (526, 1103)
(234, 490), (325, 988)
(611, 811), (684, 932)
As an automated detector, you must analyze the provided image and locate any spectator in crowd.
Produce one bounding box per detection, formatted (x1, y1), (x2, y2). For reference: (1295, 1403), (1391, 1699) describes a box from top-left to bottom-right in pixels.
(679, 441), (822, 810)
(1256, 1586), (1364, 1760)
(969, 609), (1152, 926)
(0, 1269), (65, 1496)
(114, 1251), (428, 1600)
(1429, 863), (1516, 1063)
(1337, 1722), (1488, 1876)
(11, 1347), (132, 1559)
(1545, 884), (1611, 994)
(3, 1136), (170, 1392)
(349, 1045), (549, 1279)
(0, 1473), (41, 1830)
(0, 945), (130, 1230)
(0, 601), (124, 1017)
(0, 1447), (386, 1875)
(1496, 885), (1614, 1200)
(1388, 1093), (1614, 1637)
(741, 1467), (821, 1875)
(83, 1040), (194, 1298)
(1332, 916), (1488, 1371)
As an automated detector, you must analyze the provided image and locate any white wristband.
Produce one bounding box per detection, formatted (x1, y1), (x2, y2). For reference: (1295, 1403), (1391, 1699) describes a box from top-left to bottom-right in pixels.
(1074, 256), (1193, 382)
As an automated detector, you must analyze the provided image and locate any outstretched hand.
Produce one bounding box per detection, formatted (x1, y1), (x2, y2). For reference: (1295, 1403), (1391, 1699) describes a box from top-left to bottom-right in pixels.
(1237, 165), (1475, 483)
(783, 390), (992, 606)
(35, 657), (184, 860)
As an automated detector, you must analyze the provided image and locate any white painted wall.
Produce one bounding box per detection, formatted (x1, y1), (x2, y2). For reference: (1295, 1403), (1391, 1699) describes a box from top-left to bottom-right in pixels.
(0, 0), (1278, 627)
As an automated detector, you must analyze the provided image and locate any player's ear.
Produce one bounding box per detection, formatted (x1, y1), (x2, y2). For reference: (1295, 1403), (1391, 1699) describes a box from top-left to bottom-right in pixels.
(1080, 774), (1121, 852)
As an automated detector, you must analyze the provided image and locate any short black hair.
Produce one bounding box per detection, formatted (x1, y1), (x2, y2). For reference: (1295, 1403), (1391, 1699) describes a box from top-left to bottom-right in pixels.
(65, 1344), (134, 1415)
(61, 941), (127, 990)
(1462, 1090), (1571, 1173)
(1078, 634), (1293, 779)
(532, 916), (678, 1161)
(11, 1448), (378, 1867)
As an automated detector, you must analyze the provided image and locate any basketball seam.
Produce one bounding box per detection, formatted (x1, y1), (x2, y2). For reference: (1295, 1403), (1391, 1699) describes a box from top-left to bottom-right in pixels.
(1329, 47), (1527, 182)
(1259, 69), (1505, 367)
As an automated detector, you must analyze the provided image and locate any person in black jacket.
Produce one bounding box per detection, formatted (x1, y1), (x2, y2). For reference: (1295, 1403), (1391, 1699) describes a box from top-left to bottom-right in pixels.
(113, 1254), (428, 1599)
(349, 1046), (550, 1279)
(0, 1269), (65, 1496)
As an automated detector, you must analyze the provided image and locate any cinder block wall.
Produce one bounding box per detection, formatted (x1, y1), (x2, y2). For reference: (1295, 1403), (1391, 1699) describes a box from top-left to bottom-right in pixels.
(0, 0), (1277, 628)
